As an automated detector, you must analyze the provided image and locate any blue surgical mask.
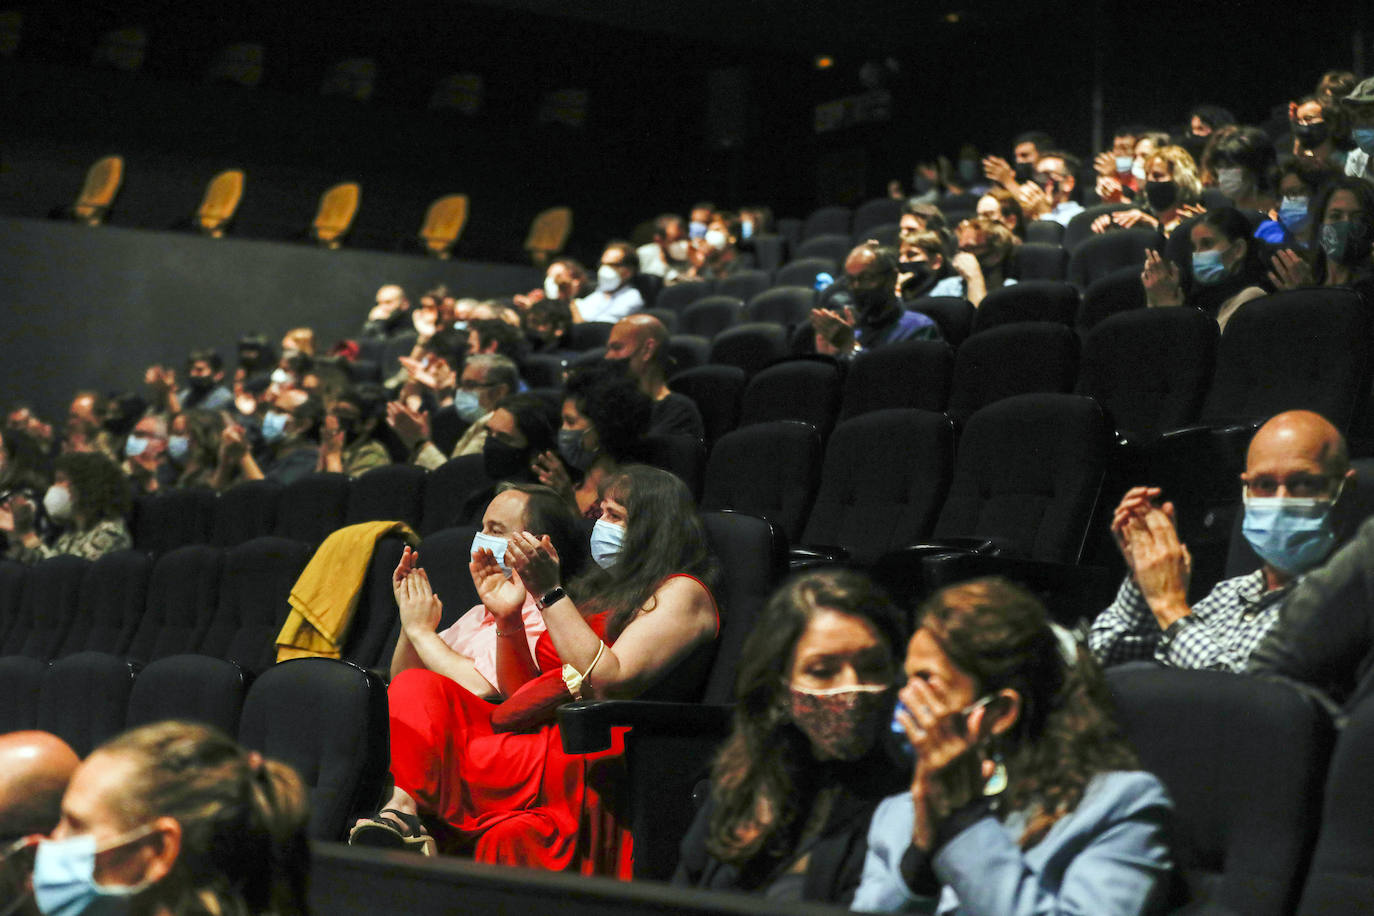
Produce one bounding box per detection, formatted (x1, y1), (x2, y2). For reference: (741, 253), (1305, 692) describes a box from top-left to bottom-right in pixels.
(123, 436), (148, 459)
(740, 219), (754, 240)
(1191, 248), (1229, 284)
(590, 518), (625, 569)
(688, 220), (707, 240)
(453, 389), (484, 424)
(1115, 155), (1134, 173)
(1278, 196), (1310, 232)
(1351, 127), (1374, 156)
(1242, 485), (1343, 575)
(557, 427), (595, 471)
(167, 435), (190, 463)
(470, 530), (510, 575)
(262, 410), (289, 443)
(32, 828), (154, 916)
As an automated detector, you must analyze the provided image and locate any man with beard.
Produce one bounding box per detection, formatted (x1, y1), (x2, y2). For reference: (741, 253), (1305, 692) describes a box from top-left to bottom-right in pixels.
(809, 243), (942, 357)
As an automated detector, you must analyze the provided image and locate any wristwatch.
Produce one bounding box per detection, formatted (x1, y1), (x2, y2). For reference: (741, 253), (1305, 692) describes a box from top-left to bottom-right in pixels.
(536, 586), (566, 610)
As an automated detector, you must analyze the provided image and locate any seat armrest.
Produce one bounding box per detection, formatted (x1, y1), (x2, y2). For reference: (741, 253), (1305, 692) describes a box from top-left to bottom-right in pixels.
(920, 553), (1116, 626)
(788, 544), (851, 571)
(558, 700), (733, 754)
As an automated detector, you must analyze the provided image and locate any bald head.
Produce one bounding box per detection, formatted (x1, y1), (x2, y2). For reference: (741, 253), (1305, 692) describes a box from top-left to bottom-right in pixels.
(607, 315), (668, 382)
(0, 731), (79, 840)
(1247, 410), (1349, 480)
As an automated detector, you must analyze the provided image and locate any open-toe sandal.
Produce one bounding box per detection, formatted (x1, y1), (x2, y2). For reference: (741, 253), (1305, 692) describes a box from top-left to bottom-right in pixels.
(347, 808), (437, 856)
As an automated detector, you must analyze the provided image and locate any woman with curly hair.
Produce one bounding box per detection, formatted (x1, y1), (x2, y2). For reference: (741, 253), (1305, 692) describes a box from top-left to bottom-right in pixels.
(852, 578), (1172, 914)
(675, 569), (909, 903)
(533, 363), (652, 518)
(0, 451), (131, 564)
(1092, 145), (1204, 238)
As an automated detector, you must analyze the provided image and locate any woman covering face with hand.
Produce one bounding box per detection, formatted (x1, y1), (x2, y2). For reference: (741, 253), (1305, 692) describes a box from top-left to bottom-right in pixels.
(852, 578), (1173, 915)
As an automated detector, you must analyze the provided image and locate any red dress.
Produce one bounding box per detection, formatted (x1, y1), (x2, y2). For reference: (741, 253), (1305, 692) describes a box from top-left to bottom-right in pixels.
(387, 576), (717, 876)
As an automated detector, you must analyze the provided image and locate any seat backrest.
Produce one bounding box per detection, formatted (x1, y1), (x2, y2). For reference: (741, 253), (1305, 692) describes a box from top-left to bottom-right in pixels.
(1108, 666), (1333, 916)
(125, 654), (250, 737)
(665, 335), (711, 375)
(1075, 264), (1146, 330)
(195, 168), (245, 237)
(947, 323), (1080, 424)
(1067, 227), (1162, 288)
(680, 295), (745, 339)
(1062, 202), (1133, 250)
(421, 455), (491, 534)
(346, 463), (427, 528)
(795, 233), (852, 264)
(312, 181), (361, 248)
(3, 555), (89, 659)
(708, 323), (788, 378)
(773, 257), (836, 290)
(851, 197), (902, 237)
(738, 359), (842, 440)
(200, 536), (312, 672)
(524, 206), (572, 256)
(715, 269), (771, 304)
(701, 420), (821, 542)
(0, 656), (47, 734)
(212, 479), (284, 546)
(746, 286), (815, 328)
(656, 280), (714, 316)
(1009, 242), (1070, 282)
(907, 297), (976, 348)
(128, 545), (225, 663)
(36, 652), (137, 756)
(72, 154), (124, 225)
(1078, 306), (1217, 441)
(853, 221), (899, 248)
(238, 658), (390, 840)
(419, 193), (470, 258)
(641, 434), (707, 503)
(668, 365), (746, 447)
(1025, 220), (1065, 245)
(274, 472), (352, 545)
(935, 394), (1106, 562)
(802, 205), (851, 239)
(802, 409), (954, 564)
(839, 339), (954, 420)
(699, 511), (788, 705)
(971, 280), (1080, 334)
(132, 487), (217, 555)
(339, 536), (408, 669)
(61, 549), (150, 656)
(567, 321), (615, 352)
(1298, 694), (1374, 914)
(0, 559), (27, 649)
(1201, 288), (1371, 430)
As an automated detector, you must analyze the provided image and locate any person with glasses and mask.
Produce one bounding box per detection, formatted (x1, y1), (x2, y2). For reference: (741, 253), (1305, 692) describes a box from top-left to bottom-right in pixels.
(809, 243), (941, 358)
(675, 569), (909, 904)
(1090, 411), (1355, 674)
(389, 354), (519, 468)
(853, 579), (1172, 914)
(573, 241), (644, 324)
(1269, 175), (1374, 310)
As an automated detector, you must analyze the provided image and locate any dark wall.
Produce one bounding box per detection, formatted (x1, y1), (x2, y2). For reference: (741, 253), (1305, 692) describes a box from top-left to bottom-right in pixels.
(0, 216), (540, 420)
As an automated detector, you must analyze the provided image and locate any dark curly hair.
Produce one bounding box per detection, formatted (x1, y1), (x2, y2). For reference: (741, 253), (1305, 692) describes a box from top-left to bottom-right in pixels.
(55, 451), (131, 524)
(564, 364), (651, 464)
(706, 569), (905, 865)
(917, 578), (1138, 848)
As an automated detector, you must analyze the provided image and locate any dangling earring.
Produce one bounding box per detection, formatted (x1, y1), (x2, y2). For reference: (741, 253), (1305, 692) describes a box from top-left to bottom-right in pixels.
(982, 749), (1008, 797)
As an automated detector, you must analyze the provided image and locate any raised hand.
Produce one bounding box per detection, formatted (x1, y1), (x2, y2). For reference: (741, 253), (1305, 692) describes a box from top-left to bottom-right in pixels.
(396, 562), (443, 637)
(1094, 151), (1117, 177)
(386, 401), (430, 450)
(470, 545), (527, 621)
(982, 155), (1014, 187)
(896, 675), (987, 852)
(1125, 503), (1193, 629)
(1141, 249), (1182, 306)
(531, 450), (574, 501)
(505, 531), (562, 600)
(1268, 248), (1314, 290)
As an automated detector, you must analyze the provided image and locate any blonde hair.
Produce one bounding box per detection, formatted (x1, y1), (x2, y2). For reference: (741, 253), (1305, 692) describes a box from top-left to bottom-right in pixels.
(1145, 146), (1203, 205)
(281, 327), (315, 356)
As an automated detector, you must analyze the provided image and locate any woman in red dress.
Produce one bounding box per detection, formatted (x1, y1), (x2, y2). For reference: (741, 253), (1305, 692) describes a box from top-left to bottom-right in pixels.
(351, 464), (719, 873)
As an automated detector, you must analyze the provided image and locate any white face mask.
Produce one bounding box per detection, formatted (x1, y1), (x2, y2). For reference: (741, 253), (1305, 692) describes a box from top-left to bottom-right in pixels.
(596, 264), (623, 293)
(704, 229), (729, 251)
(666, 239), (690, 262)
(1131, 159), (1147, 182)
(543, 277), (561, 299)
(43, 484), (72, 522)
(1216, 167), (1247, 198)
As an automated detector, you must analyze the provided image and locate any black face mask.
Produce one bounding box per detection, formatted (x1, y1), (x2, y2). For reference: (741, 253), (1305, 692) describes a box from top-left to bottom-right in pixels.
(1013, 161), (1035, 183)
(1144, 180), (1178, 212)
(899, 261), (933, 283)
(1294, 122), (1329, 149)
(188, 375), (217, 392)
(483, 437), (530, 479)
(850, 285), (892, 317)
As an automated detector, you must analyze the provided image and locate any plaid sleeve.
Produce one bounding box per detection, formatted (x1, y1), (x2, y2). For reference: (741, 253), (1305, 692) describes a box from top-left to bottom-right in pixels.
(1089, 577), (1162, 667)
(1154, 575), (1279, 672)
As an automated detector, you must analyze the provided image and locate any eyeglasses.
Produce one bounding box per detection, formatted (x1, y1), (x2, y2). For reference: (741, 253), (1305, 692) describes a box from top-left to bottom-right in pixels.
(1242, 473), (1340, 499)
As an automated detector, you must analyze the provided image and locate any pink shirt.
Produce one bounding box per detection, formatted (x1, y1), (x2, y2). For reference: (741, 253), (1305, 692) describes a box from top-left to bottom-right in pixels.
(436, 592), (547, 691)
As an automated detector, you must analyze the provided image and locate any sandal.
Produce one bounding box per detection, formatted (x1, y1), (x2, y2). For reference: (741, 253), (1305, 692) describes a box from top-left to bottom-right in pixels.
(348, 808), (437, 856)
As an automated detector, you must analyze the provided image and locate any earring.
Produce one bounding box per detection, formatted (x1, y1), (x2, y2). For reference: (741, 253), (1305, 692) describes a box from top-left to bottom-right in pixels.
(982, 750), (1008, 797)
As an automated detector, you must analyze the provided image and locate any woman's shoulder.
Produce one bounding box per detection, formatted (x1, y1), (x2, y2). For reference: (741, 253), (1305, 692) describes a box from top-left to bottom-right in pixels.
(656, 573), (718, 616)
(1079, 770), (1173, 820)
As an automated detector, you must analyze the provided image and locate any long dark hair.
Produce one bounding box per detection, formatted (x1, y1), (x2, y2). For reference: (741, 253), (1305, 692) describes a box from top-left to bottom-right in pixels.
(705, 569), (905, 865)
(1307, 174), (1374, 279)
(55, 451), (130, 525)
(566, 464), (717, 641)
(917, 578), (1137, 848)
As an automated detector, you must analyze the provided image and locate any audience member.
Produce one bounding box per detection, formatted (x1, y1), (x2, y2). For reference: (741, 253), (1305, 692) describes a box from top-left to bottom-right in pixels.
(982, 130), (1056, 188)
(388, 484), (586, 696)
(1254, 159), (1330, 248)
(1290, 94), (1351, 173)
(675, 569), (908, 903)
(0, 731), (78, 914)
(1141, 206), (1271, 329)
(1090, 411), (1353, 673)
(235, 331), (276, 384)
(687, 201), (715, 240)
(852, 578), (1172, 913)
(62, 391), (117, 460)
(605, 315), (705, 439)
(223, 388), (323, 485)
(317, 384), (391, 477)
(1199, 126), (1278, 214)
(525, 298), (575, 356)
(1, 451), (131, 563)
(1098, 130), (1169, 204)
(22, 721), (309, 916)
(1269, 174), (1374, 307)
(121, 412), (174, 495)
(637, 213), (690, 283)
(682, 211), (747, 282)
(0, 426), (50, 497)
(897, 229), (967, 300)
(1092, 126), (1144, 202)
(575, 241), (644, 323)
(361, 283), (412, 339)
(974, 188), (1025, 239)
(534, 365), (651, 518)
(954, 218), (1018, 305)
(1020, 151), (1084, 226)
(1093, 145), (1205, 237)
(350, 465), (719, 870)
(391, 353), (519, 467)
(1340, 76), (1374, 184)
(810, 243), (941, 357)
(465, 318), (528, 362)
(445, 393), (562, 525)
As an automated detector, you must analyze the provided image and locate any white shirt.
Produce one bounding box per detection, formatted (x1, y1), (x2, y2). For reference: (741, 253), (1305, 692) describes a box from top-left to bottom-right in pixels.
(577, 284), (645, 323)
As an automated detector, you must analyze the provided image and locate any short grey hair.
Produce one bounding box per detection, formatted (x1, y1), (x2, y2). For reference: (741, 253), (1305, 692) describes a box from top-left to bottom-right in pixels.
(467, 353), (519, 391)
